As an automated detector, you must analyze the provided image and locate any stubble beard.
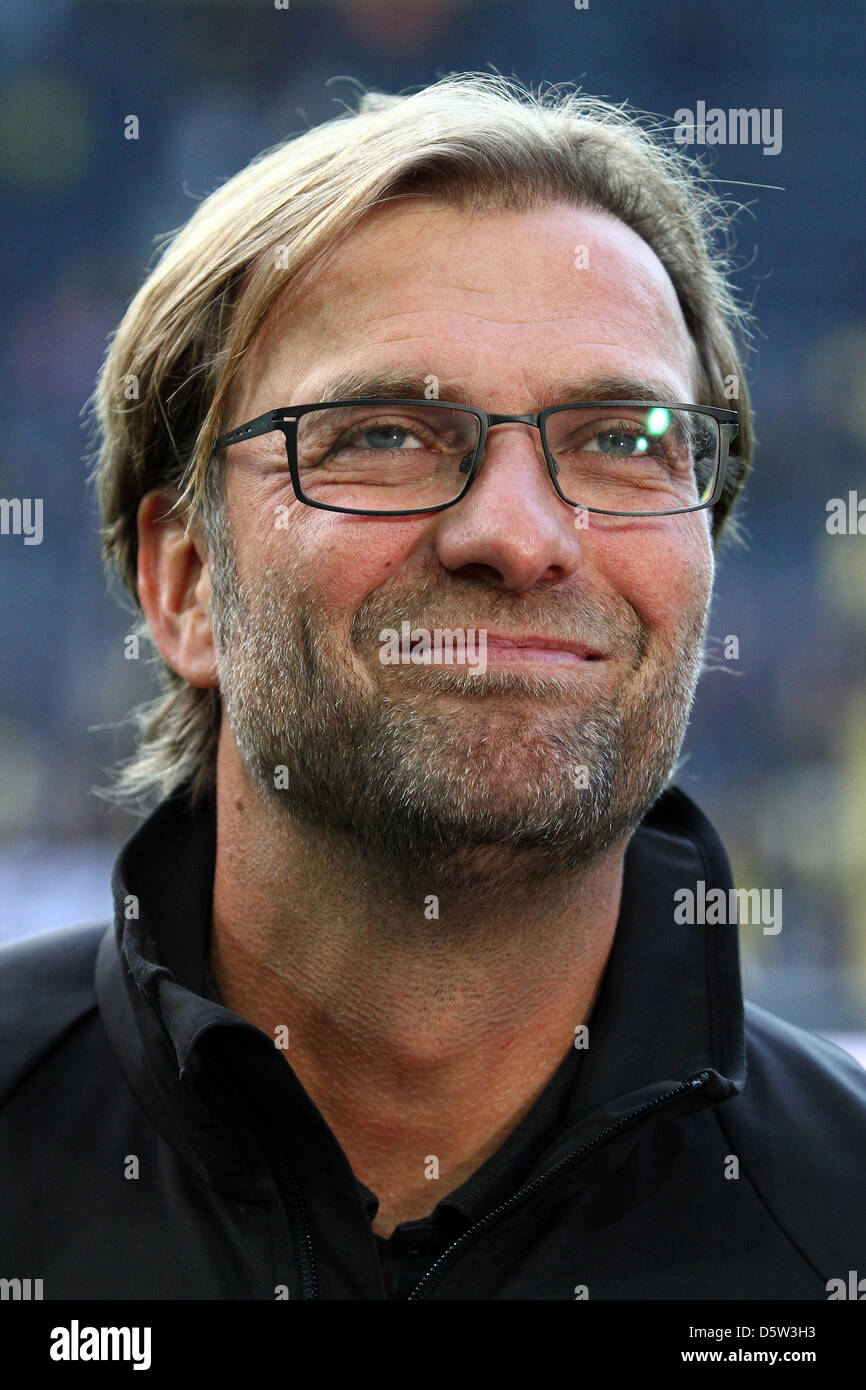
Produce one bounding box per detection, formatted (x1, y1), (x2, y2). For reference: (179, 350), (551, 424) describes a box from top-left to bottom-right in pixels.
(207, 516), (709, 891)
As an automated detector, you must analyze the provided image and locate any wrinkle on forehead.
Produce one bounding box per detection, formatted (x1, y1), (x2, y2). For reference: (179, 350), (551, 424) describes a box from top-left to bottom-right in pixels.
(229, 201), (701, 422)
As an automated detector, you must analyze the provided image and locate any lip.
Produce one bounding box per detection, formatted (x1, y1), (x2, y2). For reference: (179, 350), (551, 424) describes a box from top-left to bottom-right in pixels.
(480, 632), (608, 663)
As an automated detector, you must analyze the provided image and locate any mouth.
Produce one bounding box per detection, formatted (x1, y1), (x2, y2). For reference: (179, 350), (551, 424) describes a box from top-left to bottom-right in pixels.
(479, 632), (608, 666)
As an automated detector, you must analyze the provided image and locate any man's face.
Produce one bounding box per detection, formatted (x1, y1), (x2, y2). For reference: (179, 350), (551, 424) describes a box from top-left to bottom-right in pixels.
(208, 201), (713, 882)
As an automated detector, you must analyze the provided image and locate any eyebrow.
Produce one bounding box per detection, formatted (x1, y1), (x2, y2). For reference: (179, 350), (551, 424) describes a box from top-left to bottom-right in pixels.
(307, 367), (692, 409)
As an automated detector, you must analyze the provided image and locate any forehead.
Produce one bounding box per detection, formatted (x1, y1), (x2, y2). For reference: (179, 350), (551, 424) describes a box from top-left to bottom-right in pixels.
(230, 200), (701, 417)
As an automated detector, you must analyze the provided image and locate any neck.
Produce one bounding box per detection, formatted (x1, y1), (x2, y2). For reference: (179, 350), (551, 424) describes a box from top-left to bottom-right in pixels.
(209, 738), (628, 1234)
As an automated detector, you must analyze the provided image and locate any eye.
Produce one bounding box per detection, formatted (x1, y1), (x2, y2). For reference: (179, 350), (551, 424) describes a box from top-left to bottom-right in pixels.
(339, 420), (428, 452)
(592, 428), (649, 456)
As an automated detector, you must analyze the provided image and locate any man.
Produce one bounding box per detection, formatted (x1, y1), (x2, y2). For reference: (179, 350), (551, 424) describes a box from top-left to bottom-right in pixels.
(1, 73), (863, 1301)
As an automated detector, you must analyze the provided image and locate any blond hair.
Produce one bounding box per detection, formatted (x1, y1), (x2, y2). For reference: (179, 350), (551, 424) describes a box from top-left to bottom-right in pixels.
(88, 71), (755, 810)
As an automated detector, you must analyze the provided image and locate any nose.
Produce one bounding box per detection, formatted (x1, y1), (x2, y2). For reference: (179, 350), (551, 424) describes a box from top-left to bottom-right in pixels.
(432, 418), (586, 590)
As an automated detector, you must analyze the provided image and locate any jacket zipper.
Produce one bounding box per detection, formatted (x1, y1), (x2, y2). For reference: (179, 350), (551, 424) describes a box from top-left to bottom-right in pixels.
(406, 1069), (712, 1300)
(277, 1152), (318, 1300)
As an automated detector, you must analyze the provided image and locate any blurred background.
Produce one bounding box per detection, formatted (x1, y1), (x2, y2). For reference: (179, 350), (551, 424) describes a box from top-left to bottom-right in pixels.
(1, 0), (864, 1059)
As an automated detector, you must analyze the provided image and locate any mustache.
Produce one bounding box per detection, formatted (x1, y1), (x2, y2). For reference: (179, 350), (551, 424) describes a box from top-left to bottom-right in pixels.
(348, 578), (648, 664)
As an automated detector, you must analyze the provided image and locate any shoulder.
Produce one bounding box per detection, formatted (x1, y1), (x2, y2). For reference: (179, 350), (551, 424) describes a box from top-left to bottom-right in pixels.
(0, 921), (110, 1103)
(716, 1001), (866, 1276)
(742, 1000), (866, 1109)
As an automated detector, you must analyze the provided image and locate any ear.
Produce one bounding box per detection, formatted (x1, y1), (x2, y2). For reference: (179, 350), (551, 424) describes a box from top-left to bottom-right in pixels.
(137, 488), (219, 689)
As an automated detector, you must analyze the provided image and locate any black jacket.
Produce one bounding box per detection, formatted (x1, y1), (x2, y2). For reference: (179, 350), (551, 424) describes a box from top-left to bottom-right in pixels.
(1, 783), (864, 1300)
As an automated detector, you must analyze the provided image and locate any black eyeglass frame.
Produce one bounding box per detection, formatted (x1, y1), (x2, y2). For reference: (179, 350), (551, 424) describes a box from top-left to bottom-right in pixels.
(212, 397), (740, 519)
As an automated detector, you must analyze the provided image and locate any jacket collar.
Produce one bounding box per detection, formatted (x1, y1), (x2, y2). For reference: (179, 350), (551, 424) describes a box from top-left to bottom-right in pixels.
(95, 780), (747, 1195)
(544, 785), (747, 1169)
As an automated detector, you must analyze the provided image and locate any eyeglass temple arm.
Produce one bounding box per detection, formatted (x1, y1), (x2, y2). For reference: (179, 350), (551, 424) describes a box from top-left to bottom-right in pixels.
(213, 410), (294, 452)
(703, 420), (739, 506)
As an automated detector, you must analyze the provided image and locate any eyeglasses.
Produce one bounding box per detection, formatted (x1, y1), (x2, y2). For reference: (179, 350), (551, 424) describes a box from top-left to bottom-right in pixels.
(212, 397), (739, 518)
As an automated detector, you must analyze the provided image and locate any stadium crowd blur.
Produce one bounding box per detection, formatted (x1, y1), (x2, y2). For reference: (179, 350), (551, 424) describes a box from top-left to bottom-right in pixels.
(1, 0), (864, 1043)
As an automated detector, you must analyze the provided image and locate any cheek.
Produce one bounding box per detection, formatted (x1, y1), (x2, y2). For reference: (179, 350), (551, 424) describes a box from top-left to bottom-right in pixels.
(247, 491), (431, 621)
(593, 514), (713, 635)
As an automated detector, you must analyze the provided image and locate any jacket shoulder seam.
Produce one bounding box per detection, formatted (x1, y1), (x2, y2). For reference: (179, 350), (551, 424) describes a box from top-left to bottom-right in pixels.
(0, 922), (109, 1107)
(708, 1102), (827, 1289)
(0, 1003), (101, 1111)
